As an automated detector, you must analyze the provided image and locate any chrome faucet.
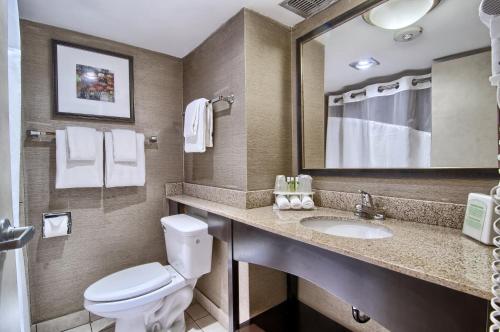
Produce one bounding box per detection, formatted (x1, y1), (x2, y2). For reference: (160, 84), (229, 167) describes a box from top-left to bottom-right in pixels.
(354, 190), (385, 220)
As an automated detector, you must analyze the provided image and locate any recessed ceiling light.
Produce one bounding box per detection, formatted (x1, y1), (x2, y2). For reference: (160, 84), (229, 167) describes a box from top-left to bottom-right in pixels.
(349, 57), (380, 71)
(394, 26), (423, 42)
(363, 0), (441, 30)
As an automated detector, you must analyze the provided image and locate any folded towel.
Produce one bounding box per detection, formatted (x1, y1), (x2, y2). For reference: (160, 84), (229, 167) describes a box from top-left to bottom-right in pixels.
(205, 102), (213, 148)
(290, 195), (302, 210)
(66, 127), (97, 161)
(276, 195), (291, 210)
(105, 132), (145, 187)
(111, 129), (137, 162)
(184, 98), (209, 153)
(56, 130), (103, 189)
(302, 195), (315, 210)
(183, 99), (206, 138)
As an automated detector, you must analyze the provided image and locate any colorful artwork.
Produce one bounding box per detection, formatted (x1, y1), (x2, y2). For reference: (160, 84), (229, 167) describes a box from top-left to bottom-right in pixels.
(76, 64), (115, 102)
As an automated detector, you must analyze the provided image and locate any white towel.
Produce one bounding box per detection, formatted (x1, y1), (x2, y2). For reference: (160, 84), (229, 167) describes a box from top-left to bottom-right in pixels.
(290, 195), (302, 210)
(111, 129), (137, 162)
(56, 130), (103, 189)
(184, 98), (209, 153)
(301, 195), (315, 210)
(105, 132), (145, 187)
(183, 99), (206, 138)
(66, 126), (97, 161)
(205, 102), (213, 148)
(276, 195), (291, 210)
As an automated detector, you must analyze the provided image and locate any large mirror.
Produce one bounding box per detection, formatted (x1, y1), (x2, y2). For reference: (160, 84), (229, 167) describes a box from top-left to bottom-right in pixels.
(299, 0), (498, 171)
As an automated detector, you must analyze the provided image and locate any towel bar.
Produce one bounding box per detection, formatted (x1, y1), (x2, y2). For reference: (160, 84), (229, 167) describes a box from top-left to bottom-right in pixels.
(26, 130), (158, 144)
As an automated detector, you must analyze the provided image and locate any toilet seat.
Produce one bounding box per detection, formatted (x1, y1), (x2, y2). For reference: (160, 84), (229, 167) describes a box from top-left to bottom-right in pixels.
(85, 262), (173, 302)
(84, 265), (190, 315)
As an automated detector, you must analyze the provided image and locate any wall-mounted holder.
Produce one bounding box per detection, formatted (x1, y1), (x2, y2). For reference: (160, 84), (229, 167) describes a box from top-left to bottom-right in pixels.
(42, 212), (72, 238)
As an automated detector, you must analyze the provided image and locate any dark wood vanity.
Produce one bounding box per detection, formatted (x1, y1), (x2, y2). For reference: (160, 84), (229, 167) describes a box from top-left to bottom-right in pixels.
(168, 198), (490, 332)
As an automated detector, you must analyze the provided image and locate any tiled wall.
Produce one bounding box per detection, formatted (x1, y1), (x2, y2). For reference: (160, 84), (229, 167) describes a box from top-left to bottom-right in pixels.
(245, 10), (292, 191)
(21, 20), (184, 323)
(183, 11), (247, 191)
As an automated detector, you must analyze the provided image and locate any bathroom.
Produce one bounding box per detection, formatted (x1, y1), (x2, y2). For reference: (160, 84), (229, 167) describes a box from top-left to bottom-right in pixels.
(0, 0), (498, 331)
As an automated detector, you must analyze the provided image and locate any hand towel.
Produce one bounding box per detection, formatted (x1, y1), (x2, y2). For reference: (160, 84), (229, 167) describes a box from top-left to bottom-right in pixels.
(66, 126), (97, 161)
(183, 99), (206, 138)
(301, 195), (315, 210)
(276, 195), (291, 210)
(184, 98), (208, 153)
(290, 195), (302, 210)
(56, 129), (103, 189)
(105, 132), (145, 187)
(111, 129), (137, 162)
(205, 102), (213, 148)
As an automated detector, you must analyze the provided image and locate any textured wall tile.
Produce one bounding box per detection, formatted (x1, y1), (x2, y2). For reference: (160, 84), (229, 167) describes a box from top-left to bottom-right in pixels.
(183, 11), (247, 191)
(22, 20), (183, 322)
(245, 10), (292, 191)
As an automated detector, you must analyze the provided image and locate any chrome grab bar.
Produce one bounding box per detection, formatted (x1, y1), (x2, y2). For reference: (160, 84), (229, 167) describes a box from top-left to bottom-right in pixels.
(0, 218), (35, 251)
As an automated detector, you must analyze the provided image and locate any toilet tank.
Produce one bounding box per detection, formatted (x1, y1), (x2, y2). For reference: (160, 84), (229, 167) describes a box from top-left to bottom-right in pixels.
(160, 214), (213, 280)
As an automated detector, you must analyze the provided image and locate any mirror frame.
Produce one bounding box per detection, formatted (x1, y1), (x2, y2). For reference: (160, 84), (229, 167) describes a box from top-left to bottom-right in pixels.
(296, 0), (498, 178)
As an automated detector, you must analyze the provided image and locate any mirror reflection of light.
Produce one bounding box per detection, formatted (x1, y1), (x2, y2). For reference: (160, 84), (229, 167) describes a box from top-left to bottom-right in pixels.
(363, 0), (440, 30)
(349, 57), (380, 71)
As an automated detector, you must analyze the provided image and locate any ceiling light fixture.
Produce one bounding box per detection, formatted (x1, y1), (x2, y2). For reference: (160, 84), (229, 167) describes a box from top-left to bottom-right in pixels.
(363, 0), (441, 30)
(349, 57), (380, 71)
(394, 26), (424, 42)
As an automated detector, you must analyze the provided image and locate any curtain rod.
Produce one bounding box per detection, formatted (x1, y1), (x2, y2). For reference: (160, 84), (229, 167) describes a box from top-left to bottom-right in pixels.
(333, 77), (432, 103)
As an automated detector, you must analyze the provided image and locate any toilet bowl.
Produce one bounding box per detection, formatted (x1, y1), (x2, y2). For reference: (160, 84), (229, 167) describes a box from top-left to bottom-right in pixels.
(84, 214), (213, 332)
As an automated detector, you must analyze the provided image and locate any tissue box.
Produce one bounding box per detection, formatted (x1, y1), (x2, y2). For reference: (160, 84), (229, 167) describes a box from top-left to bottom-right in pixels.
(462, 193), (495, 245)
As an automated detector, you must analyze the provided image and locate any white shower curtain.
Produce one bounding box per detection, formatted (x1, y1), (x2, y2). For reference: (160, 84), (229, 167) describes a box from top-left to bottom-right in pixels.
(325, 74), (432, 169)
(8, 0), (30, 330)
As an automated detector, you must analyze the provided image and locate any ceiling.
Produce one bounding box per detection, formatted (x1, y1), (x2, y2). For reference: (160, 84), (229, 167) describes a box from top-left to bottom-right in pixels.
(313, 0), (491, 92)
(19, 0), (304, 58)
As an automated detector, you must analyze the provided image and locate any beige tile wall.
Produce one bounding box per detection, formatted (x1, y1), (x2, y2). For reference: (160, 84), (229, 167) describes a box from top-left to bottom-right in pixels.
(245, 9), (293, 191)
(21, 20), (184, 323)
(183, 11), (247, 191)
(302, 39), (325, 169)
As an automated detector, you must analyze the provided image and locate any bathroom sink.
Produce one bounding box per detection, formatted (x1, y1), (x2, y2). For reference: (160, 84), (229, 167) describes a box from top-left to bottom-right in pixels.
(300, 217), (393, 239)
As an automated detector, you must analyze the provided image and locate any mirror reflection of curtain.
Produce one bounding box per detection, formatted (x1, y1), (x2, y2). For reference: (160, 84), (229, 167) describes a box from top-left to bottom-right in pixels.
(325, 75), (432, 168)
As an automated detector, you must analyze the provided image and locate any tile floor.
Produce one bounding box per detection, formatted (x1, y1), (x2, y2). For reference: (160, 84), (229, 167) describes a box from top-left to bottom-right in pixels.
(54, 301), (226, 332)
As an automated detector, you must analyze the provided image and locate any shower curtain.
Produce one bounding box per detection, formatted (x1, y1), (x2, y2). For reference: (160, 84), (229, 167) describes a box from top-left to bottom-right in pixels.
(325, 74), (432, 168)
(8, 0), (30, 330)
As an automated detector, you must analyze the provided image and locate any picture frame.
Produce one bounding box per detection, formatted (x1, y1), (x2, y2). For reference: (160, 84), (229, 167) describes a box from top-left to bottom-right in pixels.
(52, 39), (135, 122)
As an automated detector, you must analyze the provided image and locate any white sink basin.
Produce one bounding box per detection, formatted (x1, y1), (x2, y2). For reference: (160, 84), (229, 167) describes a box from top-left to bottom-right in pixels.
(300, 217), (393, 239)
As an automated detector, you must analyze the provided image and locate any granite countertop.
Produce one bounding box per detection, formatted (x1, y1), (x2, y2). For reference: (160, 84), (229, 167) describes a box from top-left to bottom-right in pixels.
(167, 194), (493, 300)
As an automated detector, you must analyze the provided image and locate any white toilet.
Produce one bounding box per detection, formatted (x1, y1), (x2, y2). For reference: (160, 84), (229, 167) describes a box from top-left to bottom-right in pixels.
(84, 214), (213, 332)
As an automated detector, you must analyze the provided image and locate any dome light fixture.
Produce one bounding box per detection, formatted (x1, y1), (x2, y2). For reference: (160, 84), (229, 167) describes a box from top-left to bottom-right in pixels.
(363, 0), (441, 30)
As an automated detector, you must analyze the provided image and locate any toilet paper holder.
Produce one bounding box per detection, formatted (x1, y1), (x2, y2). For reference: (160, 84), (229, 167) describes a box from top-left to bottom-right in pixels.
(42, 212), (72, 238)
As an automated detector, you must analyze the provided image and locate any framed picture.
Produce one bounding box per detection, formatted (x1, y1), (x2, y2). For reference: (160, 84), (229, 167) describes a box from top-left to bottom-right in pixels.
(52, 39), (134, 122)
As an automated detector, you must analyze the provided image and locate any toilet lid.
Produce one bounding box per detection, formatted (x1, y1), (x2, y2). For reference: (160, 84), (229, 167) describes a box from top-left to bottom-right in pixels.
(84, 262), (173, 302)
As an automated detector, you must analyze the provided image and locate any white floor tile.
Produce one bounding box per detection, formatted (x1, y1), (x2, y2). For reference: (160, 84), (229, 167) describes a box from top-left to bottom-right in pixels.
(196, 316), (226, 332)
(186, 316), (202, 332)
(63, 324), (92, 332)
(90, 318), (115, 332)
(186, 303), (209, 321)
